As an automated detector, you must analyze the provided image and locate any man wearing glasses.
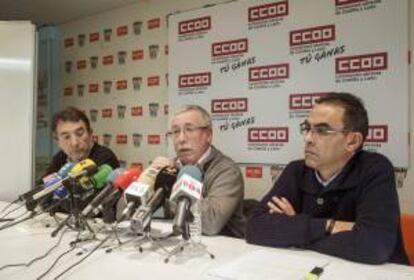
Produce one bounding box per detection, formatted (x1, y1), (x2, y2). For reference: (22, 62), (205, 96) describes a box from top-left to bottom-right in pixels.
(246, 93), (408, 264)
(150, 105), (245, 238)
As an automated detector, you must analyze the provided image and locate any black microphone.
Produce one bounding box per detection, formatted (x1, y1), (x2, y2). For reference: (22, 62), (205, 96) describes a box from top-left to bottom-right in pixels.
(130, 168), (176, 233)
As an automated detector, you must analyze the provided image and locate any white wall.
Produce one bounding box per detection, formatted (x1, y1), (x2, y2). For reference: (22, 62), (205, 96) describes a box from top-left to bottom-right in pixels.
(58, 0), (414, 213)
(397, 0), (414, 214)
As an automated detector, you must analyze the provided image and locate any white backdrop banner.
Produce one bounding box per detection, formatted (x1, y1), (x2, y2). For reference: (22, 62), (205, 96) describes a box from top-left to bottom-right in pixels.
(168, 0), (409, 167)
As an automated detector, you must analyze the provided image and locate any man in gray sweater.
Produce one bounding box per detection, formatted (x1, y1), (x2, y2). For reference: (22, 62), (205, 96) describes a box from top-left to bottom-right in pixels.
(151, 105), (245, 238)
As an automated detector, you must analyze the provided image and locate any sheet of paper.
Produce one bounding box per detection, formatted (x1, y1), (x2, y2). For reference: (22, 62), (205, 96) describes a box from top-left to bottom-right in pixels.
(207, 249), (329, 280)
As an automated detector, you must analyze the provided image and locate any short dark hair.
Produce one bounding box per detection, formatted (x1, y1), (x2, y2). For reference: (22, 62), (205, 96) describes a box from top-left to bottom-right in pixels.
(316, 92), (369, 141)
(52, 106), (91, 133)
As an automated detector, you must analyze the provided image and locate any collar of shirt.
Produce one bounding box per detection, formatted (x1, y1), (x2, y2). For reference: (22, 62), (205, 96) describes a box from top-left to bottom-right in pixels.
(176, 146), (212, 169)
(314, 169), (342, 187)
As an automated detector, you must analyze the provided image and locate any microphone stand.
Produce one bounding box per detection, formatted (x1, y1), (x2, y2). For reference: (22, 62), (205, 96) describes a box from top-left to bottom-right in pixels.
(51, 178), (95, 242)
(164, 208), (214, 263)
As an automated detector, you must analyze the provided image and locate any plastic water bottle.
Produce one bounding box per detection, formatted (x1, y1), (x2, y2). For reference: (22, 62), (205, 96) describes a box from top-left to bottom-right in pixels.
(189, 199), (202, 243)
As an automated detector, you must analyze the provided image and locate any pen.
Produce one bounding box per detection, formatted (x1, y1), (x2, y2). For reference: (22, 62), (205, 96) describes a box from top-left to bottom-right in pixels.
(304, 263), (329, 280)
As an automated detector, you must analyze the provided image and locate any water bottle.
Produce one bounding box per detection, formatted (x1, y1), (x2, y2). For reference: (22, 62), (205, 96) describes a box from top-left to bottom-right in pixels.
(189, 199), (202, 243)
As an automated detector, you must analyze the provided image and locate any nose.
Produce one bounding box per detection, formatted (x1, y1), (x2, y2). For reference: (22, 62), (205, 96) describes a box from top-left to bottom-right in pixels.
(69, 135), (81, 147)
(304, 130), (314, 144)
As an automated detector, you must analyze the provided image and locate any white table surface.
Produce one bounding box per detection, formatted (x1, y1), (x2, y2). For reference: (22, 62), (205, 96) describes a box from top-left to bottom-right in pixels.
(0, 202), (413, 280)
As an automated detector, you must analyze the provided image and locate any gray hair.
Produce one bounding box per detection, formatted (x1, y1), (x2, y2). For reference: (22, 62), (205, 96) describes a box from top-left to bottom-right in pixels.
(174, 105), (212, 127)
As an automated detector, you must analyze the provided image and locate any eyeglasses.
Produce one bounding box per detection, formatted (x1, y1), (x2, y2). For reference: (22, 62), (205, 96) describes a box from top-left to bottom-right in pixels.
(299, 121), (348, 137)
(166, 125), (209, 138)
(56, 128), (88, 143)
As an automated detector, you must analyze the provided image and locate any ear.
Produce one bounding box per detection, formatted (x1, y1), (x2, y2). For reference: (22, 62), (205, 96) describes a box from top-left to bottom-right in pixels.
(346, 132), (363, 152)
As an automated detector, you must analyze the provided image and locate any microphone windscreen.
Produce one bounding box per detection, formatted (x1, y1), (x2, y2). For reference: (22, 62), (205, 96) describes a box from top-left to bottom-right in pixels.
(177, 165), (202, 181)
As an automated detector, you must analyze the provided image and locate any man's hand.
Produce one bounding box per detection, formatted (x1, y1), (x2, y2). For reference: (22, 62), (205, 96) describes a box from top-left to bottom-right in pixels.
(331, 221), (354, 234)
(150, 156), (175, 170)
(267, 196), (296, 216)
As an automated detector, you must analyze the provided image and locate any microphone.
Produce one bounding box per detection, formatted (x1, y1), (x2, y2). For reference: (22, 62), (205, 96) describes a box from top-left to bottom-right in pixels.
(169, 165), (203, 236)
(30, 159), (97, 202)
(81, 167), (140, 218)
(19, 162), (75, 203)
(130, 168), (177, 233)
(117, 166), (160, 223)
(78, 164), (113, 191)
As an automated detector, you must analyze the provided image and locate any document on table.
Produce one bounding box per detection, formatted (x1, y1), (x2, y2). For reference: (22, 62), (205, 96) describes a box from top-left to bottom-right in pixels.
(207, 249), (414, 280)
(207, 249), (329, 280)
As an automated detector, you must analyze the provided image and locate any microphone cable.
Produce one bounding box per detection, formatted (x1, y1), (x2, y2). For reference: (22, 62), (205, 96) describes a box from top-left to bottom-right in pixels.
(0, 227), (69, 271)
(53, 235), (110, 280)
(0, 199), (65, 231)
(35, 230), (81, 280)
(0, 203), (25, 220)
(0, 198), (20, 214)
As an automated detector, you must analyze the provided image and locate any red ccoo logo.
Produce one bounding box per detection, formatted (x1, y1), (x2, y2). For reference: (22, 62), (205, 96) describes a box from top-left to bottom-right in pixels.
(212, 38), (248, 57)
(245, 166), (263, 178)
(147, 76), (160, 87)
(336, 0), (365, 6)
(148, 135), (161, 145)
(248, 1), (289, 22)
(132, 49), (144, 60)
(178, 72), (211, 88)
(336, 52), (387, 74)
(179, 16), (211, 35)
(211, 98), (248, 114)
(249, 63), (289, 81)
(89, 32), (99, 42)
(64, 38), (74, 48)
(116, 80), (128, 90)
(290, 24), (335, 46)
(148, 18), (161, 29)
(116, 134), (128, 144)
(89, 83), (99, 93)
(102, 108), (113, 118)
(365, 125), (388, 143)
(77, 60), (86, 70)
(64, 86), (73, 96)
(131, 106), (143, 116)
(289, 93), (328, 110)
(248, 127), (289, 143)
(117, 25), (128, 36)
(103, 55), (114, 65)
